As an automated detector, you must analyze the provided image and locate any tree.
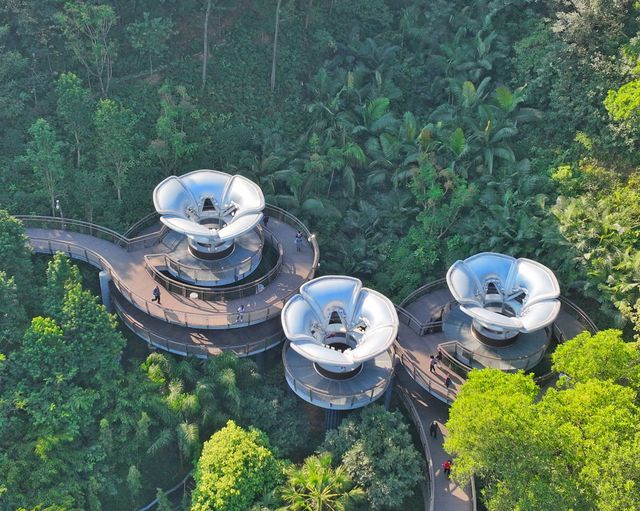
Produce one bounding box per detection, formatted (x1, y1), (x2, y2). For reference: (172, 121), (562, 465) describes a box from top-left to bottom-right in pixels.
(55, 2), (117, 97)
(149, 84), (198, 176)
(43, 252), (82, 320)
(0, 271), (26, 351)
(202, 0), (213, 87)
(321, 405), (422, 510)
(279, 453), (364, 511)
(95, 98), (137, 201)
(0, 211), (34, 304)
(553, 329), (640, 388)
(271, 0), (282, 91)
(56, 73), (93, 168)
(191, 421), (282, 511)
(445, 368), (640, 511)
(127, 13), (175, 78)
(18, 119), (66, 216)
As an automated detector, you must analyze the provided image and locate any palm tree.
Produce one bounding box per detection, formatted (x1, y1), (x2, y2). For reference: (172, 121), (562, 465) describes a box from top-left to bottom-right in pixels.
(279, 453), (364, 511)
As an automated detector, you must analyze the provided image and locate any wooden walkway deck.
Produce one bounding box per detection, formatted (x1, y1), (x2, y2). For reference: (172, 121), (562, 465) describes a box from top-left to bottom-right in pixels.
(27, 217), (314, 325)
(25, 214), (317, 355)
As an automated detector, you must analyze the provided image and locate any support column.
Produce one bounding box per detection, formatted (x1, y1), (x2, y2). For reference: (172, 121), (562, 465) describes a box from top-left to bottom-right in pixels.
(99, 270), (112, 312)
(384, 376), (395, 410)
(324, 409), (342, 431)
(254, 349), (266, 374)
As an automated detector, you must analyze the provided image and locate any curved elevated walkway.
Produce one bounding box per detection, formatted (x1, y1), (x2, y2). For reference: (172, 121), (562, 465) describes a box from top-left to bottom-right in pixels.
(22, 207), (318, 356)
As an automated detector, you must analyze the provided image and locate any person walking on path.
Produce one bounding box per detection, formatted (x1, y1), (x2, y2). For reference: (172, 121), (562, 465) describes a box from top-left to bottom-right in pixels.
(295, 230), (304, 252)
(152, 285), (161, 304)
(445, 376), (453, 389)
(236, 304), (245, 323)
(429, 420), (438, 438)
(442, 459), (452, 477)
(430, 355), (438, 374)
(436, 348), (443, 362)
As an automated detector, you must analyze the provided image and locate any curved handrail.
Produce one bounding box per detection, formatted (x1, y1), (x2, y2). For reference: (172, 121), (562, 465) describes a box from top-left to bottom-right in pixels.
(282, 342), (392, 409)
(16, 215), (167, 251)
(136, 470), (193, 511)
(144, 229), (284, 301)
(396, 305), (424, 335)
(123, 211), (160, 238)
(28, 237), (305, 329)
(112, 293), (284, 357)
(399, 278), (448, 308)
(145, 227), (266, 287)
(395, 344), (456, 405)
(396, 384), (435, 511)
(264, 204), (320, 276)
(558, 295), (598, 334)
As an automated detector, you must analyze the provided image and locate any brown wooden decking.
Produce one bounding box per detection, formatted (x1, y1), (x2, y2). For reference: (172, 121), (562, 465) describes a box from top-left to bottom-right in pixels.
(27, 217), (314, 328)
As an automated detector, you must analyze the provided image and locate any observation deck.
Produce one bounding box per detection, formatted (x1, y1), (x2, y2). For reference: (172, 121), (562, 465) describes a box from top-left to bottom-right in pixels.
(20, 204), (319, 357)
(395, 278), (598, 404)
(281, 276), (397, 410)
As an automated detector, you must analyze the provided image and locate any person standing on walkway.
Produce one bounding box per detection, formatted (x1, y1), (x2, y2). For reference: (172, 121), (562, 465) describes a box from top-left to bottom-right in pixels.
(236, 304), (245, 323)
(429, 420), (438, 438)
(152, 285), (161, 304)
(442, 459), (452, 477)
(445, 376), (453, 389)
(295, 230), (304, 252)
(436, 348), (443, 362)
(430, 355), (438, 374)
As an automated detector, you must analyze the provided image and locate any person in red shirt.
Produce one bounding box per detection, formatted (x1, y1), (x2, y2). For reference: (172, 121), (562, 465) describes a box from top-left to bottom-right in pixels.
(442, 459), (452, 477)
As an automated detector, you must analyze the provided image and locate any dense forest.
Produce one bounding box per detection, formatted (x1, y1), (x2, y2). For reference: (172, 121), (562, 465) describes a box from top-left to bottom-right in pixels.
(1, 0), (640, 509)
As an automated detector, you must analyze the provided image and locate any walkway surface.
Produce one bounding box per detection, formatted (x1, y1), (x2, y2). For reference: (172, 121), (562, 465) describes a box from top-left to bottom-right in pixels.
(25, 216), (317, 355)
(26, 218), (314, 326)
(397, 370), (473, 511)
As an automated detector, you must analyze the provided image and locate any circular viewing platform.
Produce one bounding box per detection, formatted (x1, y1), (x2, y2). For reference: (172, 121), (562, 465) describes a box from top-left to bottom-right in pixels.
(282, 341), (394, 410)
(19, 204), (320, 357)
(395, 278), (597, 402)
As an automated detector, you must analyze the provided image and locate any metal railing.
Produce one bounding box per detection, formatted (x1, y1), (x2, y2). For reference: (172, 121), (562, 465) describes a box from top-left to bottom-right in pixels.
(16, 215), (167, 251)
(112, 293), (284, 358)
(264, 204), (321, 277)
(21, 208), (319, 330)
(143, 230), (282, 301)
(399, 278), (448, 308)
(558, 295), (598, 334)
(28, 237), (291, 329)
(396, 305), (424, 335)
(395, 345), (457, 405)
(123, 211), (160, 238)
(396, 384), (435, 511)
(282, 342), (392, 409)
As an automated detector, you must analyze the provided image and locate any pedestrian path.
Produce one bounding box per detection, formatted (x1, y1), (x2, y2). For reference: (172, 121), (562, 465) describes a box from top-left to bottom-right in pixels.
(397, 370), (474, 511)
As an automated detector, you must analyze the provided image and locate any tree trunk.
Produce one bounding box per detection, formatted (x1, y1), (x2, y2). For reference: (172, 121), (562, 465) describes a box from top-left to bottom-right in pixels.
(305, 0), (313, 30)
(270, 0), (282, 91)
(75, 131), (81, 168)
(202, 0), (212, 87)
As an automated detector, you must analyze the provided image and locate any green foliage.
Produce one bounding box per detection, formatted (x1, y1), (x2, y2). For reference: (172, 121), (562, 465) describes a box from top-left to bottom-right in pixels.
(446, 366), (640, 511)
(322, 406), (422, 510)
(43, 253), (82, 320)
(95, 98), (138, 201)
(55, 2), (117, 97)
(553, 329), (640, 387)
(17, 119), (66, 216)
(191, 420), (282, 511)
(279, 452), (365, 511)
(0, 211), (34, 304)
(126, 13), (175, 77)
